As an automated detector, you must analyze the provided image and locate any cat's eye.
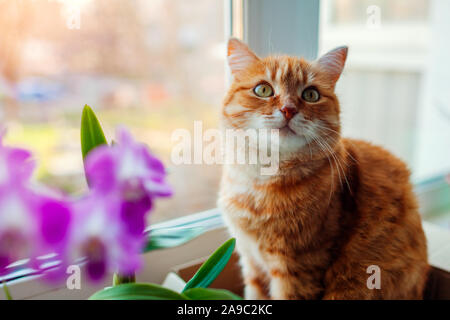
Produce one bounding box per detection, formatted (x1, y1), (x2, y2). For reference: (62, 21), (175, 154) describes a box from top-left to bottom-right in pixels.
(301, 87), (320, 102)
(253, 83), (274, 98)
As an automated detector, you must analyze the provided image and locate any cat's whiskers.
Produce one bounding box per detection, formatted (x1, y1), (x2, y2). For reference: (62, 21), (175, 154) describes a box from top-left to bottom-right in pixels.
(317, 124), (357, 194)
(304, 129), (334, 205)
(306, 127), (345, 194)
(314, 124), (359, 165)
(301, 121), (353, 195)
(315, 133), (353, 195)
(304, 131), (313, 160)
(311, 133), (344, 191)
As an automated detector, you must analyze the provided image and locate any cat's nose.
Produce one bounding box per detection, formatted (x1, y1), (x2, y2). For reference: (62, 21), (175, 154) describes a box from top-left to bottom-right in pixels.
(280, 104), (298, 120)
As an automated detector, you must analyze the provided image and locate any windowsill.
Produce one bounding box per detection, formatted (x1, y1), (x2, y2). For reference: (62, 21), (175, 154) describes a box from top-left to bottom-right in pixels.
(0, 209), (228, 300)
(1, 175), (449, 299)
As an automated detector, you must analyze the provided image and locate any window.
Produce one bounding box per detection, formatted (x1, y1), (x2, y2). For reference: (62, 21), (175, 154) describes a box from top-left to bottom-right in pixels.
(326, 0), (429, 25)
(1, 0), (448, 226)
(0, 0), (226, 223)
(321, 0), (450, 227)
(321, 0), (450, 184)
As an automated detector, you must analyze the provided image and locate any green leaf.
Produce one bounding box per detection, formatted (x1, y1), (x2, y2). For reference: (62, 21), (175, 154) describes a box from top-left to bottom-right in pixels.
(80, 104), (107, 160)
(112, 273), (136, 286)
(89, 283), (188, 300)
(143, 227), (205, 253)
(182, 238), (236, 292)
(183, 288), (242, 300)
(2, 281), (13, 300)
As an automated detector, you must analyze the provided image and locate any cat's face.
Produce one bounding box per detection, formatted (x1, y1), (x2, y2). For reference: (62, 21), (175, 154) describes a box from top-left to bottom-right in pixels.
(222, 38), (347, 160)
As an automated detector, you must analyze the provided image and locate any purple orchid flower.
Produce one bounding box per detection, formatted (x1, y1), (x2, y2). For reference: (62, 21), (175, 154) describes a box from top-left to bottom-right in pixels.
(85, 127), (172, 200)
(0, 185), (35, 274)
(0, 133), (71, 276)
(0, 130), (35, 185)
(0, 133), (37, 274)
(69, 192), (146, 281)
(84, 127), (172, 238)
(0, 127), (171, 282)
(70, 127), (172, 281)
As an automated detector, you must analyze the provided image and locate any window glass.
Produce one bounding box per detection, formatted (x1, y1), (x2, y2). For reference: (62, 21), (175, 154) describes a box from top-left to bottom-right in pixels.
(321, 0), (450, 227)
(327, 0), (429, 25)
(321, 0), (450, 182)
(0, 0), (225, 223)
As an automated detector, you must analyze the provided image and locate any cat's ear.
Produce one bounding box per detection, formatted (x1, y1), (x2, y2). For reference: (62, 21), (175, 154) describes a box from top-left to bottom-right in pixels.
(316, 46), (348, 84)
(227, 38), (260, 76)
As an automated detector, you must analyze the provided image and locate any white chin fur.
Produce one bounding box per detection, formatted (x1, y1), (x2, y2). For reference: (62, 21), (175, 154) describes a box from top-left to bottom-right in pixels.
(229, 109), (318, 156)
(278, 131), (309, 154)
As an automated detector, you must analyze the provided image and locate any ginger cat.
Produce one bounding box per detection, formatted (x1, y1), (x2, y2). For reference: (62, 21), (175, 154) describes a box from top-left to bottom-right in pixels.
(218, 38), (429, 300)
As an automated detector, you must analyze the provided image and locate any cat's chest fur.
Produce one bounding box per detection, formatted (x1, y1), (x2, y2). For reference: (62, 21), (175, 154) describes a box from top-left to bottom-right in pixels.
(218, 164), (341, 273)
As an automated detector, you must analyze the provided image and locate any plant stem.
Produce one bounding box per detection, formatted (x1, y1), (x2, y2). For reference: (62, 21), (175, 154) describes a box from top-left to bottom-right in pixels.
(2, 280), (12, 300)
(113, 273), (136, 286)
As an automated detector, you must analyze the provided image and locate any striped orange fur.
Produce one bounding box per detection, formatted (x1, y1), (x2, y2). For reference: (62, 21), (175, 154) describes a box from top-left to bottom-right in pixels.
(218, 38), (429, 299)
